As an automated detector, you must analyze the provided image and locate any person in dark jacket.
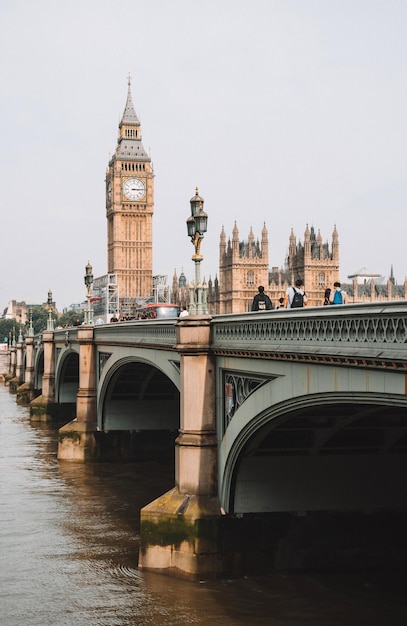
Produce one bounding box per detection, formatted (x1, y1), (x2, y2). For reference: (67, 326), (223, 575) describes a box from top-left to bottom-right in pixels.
(251, 286), (274, 311)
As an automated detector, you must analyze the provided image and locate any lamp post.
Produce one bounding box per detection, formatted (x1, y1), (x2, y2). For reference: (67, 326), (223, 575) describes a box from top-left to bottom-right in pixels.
(84, 261), (94, 325)
(47, 289), (54, 331)
(186, 188), (208, 314)
(18, 317), (23, 343)
(27, 307), (34, 337)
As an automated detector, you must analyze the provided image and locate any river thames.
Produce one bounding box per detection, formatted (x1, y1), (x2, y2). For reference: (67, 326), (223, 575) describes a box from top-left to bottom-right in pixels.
(1, 384), (407, 625)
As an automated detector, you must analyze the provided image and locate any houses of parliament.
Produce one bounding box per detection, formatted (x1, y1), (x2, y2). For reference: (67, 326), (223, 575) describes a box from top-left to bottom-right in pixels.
(105, 80), (407, 315)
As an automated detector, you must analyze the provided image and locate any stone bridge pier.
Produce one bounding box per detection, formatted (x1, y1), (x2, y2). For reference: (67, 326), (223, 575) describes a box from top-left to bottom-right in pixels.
(30, 329), (57, 421)
(138, 317), (224, 580)
(57, 326), (98, 460)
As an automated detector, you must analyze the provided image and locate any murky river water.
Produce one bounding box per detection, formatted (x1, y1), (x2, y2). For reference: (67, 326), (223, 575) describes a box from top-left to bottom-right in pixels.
(1, 384), (407, 625)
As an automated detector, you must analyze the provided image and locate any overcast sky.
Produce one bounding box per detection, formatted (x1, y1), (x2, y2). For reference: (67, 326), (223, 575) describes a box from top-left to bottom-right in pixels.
(1, 0), (406, 311)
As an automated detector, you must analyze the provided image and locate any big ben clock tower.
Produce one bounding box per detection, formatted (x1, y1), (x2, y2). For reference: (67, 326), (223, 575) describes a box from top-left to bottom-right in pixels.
(106, 77), (153, 306)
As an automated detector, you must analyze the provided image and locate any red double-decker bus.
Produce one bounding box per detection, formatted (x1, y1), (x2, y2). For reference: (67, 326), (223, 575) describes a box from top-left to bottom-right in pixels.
(135, 303), (180, 320)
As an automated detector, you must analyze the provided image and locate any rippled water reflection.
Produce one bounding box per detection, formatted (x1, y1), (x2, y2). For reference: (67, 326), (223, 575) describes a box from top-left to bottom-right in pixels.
(1, 384), (407, 625)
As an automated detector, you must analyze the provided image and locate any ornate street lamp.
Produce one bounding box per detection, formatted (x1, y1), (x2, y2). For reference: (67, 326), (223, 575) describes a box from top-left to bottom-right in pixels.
(84, 261), (94, 325)
(186, 187), (208, 314)
(18, 320), (23, 343)
(47, 289), (54, 331)
(27, 307), (34, 337)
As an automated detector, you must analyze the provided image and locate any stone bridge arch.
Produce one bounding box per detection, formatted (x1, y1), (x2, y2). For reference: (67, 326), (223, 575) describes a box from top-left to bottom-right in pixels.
(97, 355), (180, 459)
(219, 361), (407, 515)
(34, 348), (44, 392)
(55, 350), (79, 403)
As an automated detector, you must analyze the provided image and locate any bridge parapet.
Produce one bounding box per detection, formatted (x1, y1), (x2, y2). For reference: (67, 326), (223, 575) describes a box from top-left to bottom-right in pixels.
(212, 302), (407, 368)
(93, 320), (177, 347)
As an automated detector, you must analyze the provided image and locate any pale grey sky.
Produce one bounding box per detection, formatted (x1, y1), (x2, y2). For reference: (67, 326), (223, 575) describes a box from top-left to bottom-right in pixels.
(1, 0), (406, 311)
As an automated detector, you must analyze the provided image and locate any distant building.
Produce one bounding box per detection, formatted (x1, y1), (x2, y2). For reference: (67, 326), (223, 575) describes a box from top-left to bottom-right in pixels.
(64, 303), (84, 314)
(347, 267), (384, 285)
(171, 269), (189, 310)
(343, 265), (407, 303)
(4, 300), (28, 323)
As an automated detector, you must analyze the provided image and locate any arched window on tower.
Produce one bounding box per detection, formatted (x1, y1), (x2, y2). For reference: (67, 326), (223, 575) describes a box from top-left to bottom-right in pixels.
(246, 271), (254, 286)
(317, 272), (325, 287)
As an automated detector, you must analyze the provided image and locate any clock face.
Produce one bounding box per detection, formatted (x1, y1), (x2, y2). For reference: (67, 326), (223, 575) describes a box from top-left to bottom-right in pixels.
(123, 178), (145, 201)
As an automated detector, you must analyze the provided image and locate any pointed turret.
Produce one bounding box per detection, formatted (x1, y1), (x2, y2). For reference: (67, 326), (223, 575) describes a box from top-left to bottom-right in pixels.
(116, 75), (149, 161)
(219, 225), (227, 257)
(232, 222), (239, 260)
(288, 228), (296, 271)
(172, 269), (179, 302)
(261, 222), (269, 262)
(261, 222), (268, 242)
(121, 76), (140, 127)
(389, 264), (395, 285)
(316, 229), (323, 260)
(304, 224), (311, 258)
(332, 224), (339, 262)
(248, 227), (254, 258)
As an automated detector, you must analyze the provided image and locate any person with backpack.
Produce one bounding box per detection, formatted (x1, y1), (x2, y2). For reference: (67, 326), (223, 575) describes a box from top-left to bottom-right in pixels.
(284, 278), (307, 309)
(251, 286), (274, 311)
(329, 281), (346, 305)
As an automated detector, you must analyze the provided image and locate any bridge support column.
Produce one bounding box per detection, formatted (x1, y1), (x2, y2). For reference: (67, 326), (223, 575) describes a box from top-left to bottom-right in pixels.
(139, 316), (225, 580)
(30, 330), (57, 421)
(8, 337), (23, 393)
(4, 344), (15, 386)
(58, 326), (98, 462)
(17, 335), (36, 405)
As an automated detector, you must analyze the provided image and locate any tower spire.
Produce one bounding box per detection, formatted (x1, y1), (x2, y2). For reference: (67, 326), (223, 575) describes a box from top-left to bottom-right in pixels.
(116, 77), (147, 156)
(120, 73), (140, 126)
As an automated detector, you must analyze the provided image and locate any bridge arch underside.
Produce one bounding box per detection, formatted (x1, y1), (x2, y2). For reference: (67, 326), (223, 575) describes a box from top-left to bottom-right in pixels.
(218, 356), (407, 572)
(34, 350), (44, 391)
(224, 394), (407, 572)
(229, 398), (407, 515)
(56, 351), (79, 404)
(100, 360), (180, 460)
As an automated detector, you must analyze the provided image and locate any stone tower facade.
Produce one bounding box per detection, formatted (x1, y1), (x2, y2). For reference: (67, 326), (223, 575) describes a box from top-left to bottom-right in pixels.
(105, 79), (153, 306)
(286, 224), (340, 307)
(219, 223), (269, 313)
(215, 223), (340, 312)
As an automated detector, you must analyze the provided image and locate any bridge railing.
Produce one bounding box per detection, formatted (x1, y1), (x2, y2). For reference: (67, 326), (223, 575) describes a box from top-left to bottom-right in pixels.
(92, 319), (178, 347)
(211, 301), (407, 366)
(40, 321), (178, 350)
